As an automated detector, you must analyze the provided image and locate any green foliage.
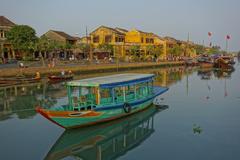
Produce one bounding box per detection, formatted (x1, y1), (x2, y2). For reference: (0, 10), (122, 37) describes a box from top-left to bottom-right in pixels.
(207, 45), (221, 54)
(97, 43), (113, 53)
(195, 45), (205, 55)
(78, 43), (90, 53)
(129, 45), (140, 55)
(193, 124), (203, 134)
(128, 45), (141, 61)
(65, 42), (73, 50)
(6, 25), (38, 53)
(146, 45), (163, 57)
(37, 36), (65, 52)
(168, 44), (184, 56)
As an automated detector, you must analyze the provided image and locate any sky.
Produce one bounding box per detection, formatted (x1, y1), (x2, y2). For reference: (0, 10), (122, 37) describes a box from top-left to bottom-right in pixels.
(1, 0), (240, 51)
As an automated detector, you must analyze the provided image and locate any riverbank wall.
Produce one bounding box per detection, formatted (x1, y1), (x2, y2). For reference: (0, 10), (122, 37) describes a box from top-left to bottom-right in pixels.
(0, 61), (184, 77)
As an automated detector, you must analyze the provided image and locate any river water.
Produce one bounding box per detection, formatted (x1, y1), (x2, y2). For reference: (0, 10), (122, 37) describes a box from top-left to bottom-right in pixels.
(0, 59), (240, 160)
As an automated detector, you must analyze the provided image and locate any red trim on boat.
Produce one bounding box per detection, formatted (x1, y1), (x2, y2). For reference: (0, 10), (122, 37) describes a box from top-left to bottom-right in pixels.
(35, 106), (66, 129)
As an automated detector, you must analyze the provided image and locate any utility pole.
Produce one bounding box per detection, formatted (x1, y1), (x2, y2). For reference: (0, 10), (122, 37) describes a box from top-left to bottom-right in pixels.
(187, 32), (190, 57)
(86, 26), (93, 63)
(225, 35), (230, 54)
(225, 38), (228, 54)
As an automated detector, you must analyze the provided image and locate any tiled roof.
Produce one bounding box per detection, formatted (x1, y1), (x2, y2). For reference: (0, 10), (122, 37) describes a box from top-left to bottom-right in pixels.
(152, 33), (165, 40)
(164, 36), (178, 42)
(0, 16), (15, 27)
(91, 25), (125, 35)
(115, 27), (128, 33)
(51, 30), (76, 40)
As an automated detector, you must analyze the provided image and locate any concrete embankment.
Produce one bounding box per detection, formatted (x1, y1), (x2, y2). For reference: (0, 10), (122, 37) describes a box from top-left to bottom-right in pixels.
(0, 61), (184, 77)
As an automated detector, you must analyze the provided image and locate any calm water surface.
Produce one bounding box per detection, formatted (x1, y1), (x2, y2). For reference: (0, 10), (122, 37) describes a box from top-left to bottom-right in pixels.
(0, 60), (240, 160)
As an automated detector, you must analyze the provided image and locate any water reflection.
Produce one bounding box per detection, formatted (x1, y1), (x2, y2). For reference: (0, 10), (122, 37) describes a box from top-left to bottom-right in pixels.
(45, 105), (167, 160)
(213, 69), (235, 79)
(0, 67), (191, 122)
(197, 68), (235, 80)
(0, 65), (236, 122)
(197, 68), (212, 80)
(0, 81), (65, 121)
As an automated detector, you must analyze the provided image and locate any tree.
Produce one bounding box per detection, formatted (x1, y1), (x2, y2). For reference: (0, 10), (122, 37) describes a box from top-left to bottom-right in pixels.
(208, 45), (221, 54)
(97, 43), (114, 54)
(36, 36), (51, 66)
(78, 43), (90, 53)
(6, 25), (38, 59)
(168, 44), (184, 57)
(129, 45), (140, 61)
(146, 45), (163, 60)
(195, 44), (205, 55)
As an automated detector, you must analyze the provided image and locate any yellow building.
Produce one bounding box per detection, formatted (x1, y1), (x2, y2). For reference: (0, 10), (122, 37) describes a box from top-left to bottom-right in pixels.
(0, 16), (16, 60)
(124, 29), (166, 60)
(88, 26), (167, 61)
(89, 26), (125, 59)
(90, 26), (125, 45)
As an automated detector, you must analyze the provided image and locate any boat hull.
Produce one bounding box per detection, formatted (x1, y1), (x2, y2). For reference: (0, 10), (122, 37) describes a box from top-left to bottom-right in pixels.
(36, 86), (168, 129)
(199, 62), (213, 68)
(214, 58), (234, 70)
(48, 75), (73, 83)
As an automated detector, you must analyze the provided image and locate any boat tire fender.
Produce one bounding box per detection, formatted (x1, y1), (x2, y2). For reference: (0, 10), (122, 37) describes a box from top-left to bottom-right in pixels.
(123, 103), (131, 113)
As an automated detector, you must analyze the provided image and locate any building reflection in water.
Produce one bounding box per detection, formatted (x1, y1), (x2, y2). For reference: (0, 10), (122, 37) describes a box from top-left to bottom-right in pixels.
(45, 105), (168, 160)
(153, 66), (197, 87)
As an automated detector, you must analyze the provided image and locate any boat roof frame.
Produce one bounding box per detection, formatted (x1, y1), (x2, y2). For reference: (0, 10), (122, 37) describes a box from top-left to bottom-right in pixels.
(67, 73), (154, 88)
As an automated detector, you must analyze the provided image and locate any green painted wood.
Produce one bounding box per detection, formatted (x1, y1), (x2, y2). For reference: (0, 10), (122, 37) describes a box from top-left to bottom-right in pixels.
(52, 98), (153, 128)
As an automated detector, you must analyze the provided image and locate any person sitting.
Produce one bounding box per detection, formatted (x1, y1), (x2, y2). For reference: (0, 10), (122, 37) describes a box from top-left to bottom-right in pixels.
(35, 72), (41, 79)
(19, 62), (24, 68)
(61, 70), (65, 76)
(68, 70), (73, 75)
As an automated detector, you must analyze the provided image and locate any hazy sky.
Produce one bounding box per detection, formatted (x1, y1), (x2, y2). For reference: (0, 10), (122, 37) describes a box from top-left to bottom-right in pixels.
(1, 0), (240, 51)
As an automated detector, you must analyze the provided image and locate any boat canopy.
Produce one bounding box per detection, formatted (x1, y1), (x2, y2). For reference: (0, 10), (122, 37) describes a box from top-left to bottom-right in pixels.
(67, 73), (154, 88)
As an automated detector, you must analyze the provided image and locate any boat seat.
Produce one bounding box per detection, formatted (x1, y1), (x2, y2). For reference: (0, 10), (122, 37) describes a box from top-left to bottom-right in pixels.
(72, 96), (81, 111)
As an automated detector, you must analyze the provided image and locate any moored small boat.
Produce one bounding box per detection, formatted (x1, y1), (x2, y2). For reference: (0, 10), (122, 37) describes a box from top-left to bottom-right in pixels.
(214, 56), (234, 70)
(0, 76), (41, 83)
(198, 56), (214, 68)
(48, 75), (73, 83)
(36, 73), (169, 129)
(184, 58), (198, 66)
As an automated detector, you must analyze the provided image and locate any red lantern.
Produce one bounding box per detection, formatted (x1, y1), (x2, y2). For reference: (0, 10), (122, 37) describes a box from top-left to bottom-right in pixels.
(208, 32), (212, 36)
(226, 35), (230, 40)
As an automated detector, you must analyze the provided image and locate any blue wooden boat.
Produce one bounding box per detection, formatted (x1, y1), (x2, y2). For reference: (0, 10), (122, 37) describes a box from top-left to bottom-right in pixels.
(36, 73), (169, 129)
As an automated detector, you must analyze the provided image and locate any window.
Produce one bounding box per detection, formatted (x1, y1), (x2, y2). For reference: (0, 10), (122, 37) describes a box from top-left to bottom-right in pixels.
(105, 35), (112, 43)
(115, 37), (125, 42)
(114, 87), (124, 103)
(146, 38), (149, 43)
(100, 88), (112, 104)
(115, 37), (119, 42)
(141, 37), (144, 43)
(136, 82), (149, 98)
(150, 38), (154, 44)
(93, 36), (99, 43)
(0, 30), (3, 38)
(146, 38), (154, 44)
(125, 85), (135, 101)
